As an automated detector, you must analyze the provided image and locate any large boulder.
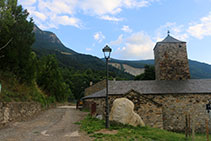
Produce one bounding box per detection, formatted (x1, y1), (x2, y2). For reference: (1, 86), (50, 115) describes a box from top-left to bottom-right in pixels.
(109, 98), (145, 126)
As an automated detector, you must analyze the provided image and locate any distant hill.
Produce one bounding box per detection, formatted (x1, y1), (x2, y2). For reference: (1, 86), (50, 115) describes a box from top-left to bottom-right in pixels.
(108, 58), (211, 79)
(32, 25), (133, 79)
(32, 25), (211, 79)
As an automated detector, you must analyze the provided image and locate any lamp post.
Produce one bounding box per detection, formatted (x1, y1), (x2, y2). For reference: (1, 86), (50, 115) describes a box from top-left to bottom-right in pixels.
(102, 45), (112, 128)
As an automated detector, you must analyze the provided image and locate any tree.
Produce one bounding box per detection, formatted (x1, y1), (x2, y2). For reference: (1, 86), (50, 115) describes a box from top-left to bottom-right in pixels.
(0, 38), (12, 58)
(135, 65), (155, 80)
(0, 0), (35, 83)
(37, 55), (72, 102)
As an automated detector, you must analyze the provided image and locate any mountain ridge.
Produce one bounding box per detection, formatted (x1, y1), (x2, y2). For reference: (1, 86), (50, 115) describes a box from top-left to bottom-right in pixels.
(32, 25), (133, 79)
(32, 25), (211, 79)
(108, 58), (211, 79)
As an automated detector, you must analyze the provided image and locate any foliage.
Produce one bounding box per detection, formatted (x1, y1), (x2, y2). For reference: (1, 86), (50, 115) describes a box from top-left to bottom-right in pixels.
(0, 1), (72, 103)
(135, 65), (155, 80)
(0, 1), (132, 103)
(32, 25), (133, 80)
(37, 55), (73, 102)
(0, 0), (35, 84)
(79, 115), (211, 141)
(0, 71), (51, 107)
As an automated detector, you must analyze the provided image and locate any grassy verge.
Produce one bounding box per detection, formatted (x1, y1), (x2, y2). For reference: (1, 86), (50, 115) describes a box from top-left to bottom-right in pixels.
(0, 71), (54, 107)
(77, 115), (211, 141)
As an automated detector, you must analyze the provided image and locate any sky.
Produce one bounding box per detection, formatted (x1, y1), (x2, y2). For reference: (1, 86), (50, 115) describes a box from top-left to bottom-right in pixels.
(19, 0), (211, 64)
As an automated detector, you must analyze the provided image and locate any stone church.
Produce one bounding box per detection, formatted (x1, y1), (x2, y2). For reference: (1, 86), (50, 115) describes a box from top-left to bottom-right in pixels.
(82, 33), (211, 132)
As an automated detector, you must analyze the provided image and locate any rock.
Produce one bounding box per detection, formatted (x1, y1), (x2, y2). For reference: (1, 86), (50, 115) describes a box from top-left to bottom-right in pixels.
(109, 98), (145, 126)
(96, 114), (103, 120)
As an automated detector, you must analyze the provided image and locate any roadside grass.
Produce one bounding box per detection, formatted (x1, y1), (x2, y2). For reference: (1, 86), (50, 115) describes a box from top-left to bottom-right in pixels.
(0, 71), (54, 107)
(78, 115), (211, 141)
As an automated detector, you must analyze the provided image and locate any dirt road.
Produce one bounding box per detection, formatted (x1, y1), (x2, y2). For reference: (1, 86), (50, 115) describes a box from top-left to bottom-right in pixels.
(0, 106), (91, 141)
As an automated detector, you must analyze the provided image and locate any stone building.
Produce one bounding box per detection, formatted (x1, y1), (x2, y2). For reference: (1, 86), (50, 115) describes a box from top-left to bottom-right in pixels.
(82, 34), (211, 132)
(154, 33), (190, 80)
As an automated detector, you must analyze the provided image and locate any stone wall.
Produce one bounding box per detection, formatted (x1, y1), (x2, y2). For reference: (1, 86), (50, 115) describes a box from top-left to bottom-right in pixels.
(160, 94), (211, 133)
(84, 93), (211, 133)
(84, 80), (106, 96)
(154, 42), (190, 80)
(83, 91), (163, 129)
(0, 102), (42, 128)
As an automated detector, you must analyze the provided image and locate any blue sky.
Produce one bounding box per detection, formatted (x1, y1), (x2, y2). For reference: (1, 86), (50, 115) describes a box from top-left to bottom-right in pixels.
(19, 0), (211, 64)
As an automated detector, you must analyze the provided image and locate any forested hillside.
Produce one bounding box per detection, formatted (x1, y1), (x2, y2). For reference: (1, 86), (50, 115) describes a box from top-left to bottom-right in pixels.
(1, 0), (211, 104)
(32, 25), (133, 77)
(0, 0), (132, 103)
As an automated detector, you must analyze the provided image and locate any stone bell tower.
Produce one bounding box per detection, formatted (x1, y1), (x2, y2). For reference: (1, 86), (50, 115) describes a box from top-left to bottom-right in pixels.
(154, 32), (190, 80)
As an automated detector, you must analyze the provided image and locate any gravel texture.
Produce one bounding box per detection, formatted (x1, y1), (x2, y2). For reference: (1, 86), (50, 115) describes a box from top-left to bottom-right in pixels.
(0, 106), (91, 141)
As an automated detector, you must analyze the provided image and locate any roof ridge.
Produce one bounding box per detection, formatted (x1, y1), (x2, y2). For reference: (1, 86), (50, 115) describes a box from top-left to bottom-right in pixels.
(159, 35), (185, 43)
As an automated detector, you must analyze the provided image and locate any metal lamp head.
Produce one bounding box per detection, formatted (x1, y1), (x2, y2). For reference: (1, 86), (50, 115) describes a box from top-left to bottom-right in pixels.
(102, 45), (112, 59)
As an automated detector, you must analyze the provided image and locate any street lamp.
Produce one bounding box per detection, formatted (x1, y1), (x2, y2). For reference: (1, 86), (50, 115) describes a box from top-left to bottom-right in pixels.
(102, 45), (112, 128)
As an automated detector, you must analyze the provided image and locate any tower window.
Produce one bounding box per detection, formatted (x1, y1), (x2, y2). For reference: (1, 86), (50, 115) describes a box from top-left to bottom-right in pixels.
(179, 45), (182, 48)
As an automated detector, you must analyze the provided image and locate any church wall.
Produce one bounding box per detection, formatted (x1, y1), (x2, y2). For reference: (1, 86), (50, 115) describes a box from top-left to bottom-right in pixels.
(83, 92), (163, 129)
(160, 94), (211, 133)
(84, 93), (211, 133)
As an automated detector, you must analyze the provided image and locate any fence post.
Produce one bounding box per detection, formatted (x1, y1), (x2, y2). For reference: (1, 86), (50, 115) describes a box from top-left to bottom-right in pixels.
(192, 114), (195, 141)
(185, 114), (188, 139)
(188, 114), (191, 137)
(206, 119), (209, 141)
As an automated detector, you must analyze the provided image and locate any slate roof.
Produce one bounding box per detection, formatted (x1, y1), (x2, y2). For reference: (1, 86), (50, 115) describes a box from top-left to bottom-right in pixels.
(159, 35), (185, 43)
(82, 79), (211, 99)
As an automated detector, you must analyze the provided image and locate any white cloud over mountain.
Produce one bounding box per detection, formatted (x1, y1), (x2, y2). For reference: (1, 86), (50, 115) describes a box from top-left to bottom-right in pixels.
(20, 0), (158, 29)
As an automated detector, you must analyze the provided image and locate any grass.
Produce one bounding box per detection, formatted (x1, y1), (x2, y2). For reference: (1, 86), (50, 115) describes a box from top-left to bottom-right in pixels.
(78, 115), (211, 141)
(0, 71), (54, 107)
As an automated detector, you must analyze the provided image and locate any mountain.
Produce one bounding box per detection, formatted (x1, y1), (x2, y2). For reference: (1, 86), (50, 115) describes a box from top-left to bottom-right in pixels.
(108, 58), (211, 79)
(32, 25), (133, 79)
(33, 25), (76, 54)
(32, 25), (211, 79)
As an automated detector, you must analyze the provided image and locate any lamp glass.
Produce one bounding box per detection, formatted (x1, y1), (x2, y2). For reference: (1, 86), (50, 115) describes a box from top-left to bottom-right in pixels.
(102, 45), (112, 59)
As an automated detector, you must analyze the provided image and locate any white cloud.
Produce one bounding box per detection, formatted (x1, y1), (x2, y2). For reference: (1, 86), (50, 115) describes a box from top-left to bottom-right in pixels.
(121, 25), (132, 32)
(52, 16), (81, 28)
(19, 0), (159, 29)
(110, 34), (124, 46)
(79, 0), (156, 18)
(123, 0), (152, 8)
(116, 32), (155, 59)
(20, 0), (80, 29)
(100, 15), (123, 22)
(79, 0), (122, 16)
(187, 12), (211, 39)
(86, 48), (92, 51)
(156, 12), (211, 41)
(155, 22), (188, 42)
(94, 32), (105, 43)
(20, 0), (36, 6)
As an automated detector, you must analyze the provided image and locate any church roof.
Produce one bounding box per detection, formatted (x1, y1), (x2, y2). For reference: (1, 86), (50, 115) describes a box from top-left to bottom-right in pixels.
(159, 35), (185, 43)
(82, 79), (211, 99)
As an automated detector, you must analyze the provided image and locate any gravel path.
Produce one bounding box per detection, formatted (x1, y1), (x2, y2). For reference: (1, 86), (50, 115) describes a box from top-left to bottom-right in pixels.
(0, 106), (91, 141)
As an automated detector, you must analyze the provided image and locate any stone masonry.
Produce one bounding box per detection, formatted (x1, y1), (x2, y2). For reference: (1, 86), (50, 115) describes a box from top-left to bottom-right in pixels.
(83, 91), (163, 129)
(83, 92), (211, 133)
(0, 102), (42, 128)
(154, 42), (190, 80)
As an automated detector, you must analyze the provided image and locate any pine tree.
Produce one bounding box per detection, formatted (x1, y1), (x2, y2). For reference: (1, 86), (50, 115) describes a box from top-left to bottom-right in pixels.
(0, 0), (35, 83)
